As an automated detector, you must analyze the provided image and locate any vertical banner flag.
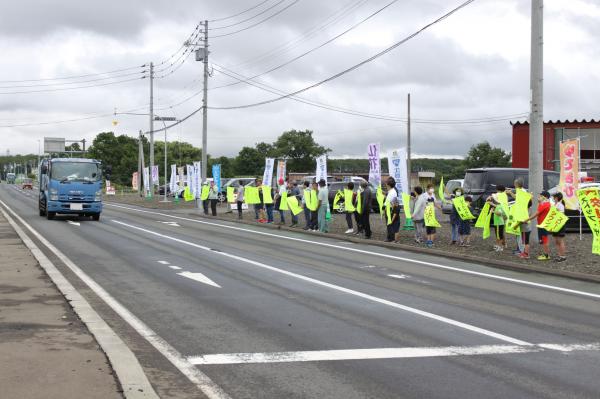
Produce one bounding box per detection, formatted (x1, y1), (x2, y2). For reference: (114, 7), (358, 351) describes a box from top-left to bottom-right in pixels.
(576, 189), (600, 255)
(143, 167), (150, 195)
(132, 172), (139, 191)
(193, 161), (201, 198)
(212, 164), (222, 192)
(559, 139), (580, 210)
(169, 165), (177, 193)
(368, 143), (381, 187)
(151, 165), (159, 186)
(388, 148), (408, 194)
(315, 155), (327, 183)
(276, 160), (287, 186)
(186, 165), (193, 191)
(263, 158), (275, 186)
(178, 167), (185, 186)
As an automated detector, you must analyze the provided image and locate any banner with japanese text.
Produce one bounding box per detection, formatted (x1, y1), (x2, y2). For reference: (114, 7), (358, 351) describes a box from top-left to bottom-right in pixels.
(212, 164), (222, 192)
(315, 155), (327, 183)
(387, 148), (408, 194)
(577, 188), (600, 255)
(560, 139), (580, 210)
(276, 160), (287, 186)
(151, 165), (159, 186)
(132, 172), (138, 191)
(169, 165), (177, 192)
(193, 161), (201, 198)
(263, 158), (274, 186)
(368, 143), (381, 187)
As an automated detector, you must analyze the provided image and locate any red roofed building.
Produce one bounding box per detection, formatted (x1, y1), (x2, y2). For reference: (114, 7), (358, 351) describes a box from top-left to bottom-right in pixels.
(512, 119), (600, 180)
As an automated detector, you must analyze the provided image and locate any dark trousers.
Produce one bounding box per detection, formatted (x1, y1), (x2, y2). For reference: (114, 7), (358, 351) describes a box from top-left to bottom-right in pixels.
(361, 210), (371, 238)
(210, 199), (217, 216)
(355, 212), (363, 233)
(303, 207), (311, 228)
(236, 201), (243, 218)
(310, 210), (318, 229)
(345, 212), (353, 229)
(203, 200), (209, 215)
(278, 210), (286, 223)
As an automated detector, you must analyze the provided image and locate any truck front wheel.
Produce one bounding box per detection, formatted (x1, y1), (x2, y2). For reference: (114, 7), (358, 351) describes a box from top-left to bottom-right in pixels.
(46, 211), (55, 220)
(92, 214), (100, 221)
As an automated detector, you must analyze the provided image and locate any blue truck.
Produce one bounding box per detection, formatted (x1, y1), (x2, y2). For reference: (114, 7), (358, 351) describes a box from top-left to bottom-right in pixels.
(38, 158), (103, 221)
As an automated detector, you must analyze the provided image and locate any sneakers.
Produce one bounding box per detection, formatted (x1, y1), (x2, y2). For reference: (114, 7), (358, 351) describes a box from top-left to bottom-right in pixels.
(426, 240), (433, 248)
(494, 246), (504, 252)
(537, 254), (550, 261)
(512, 249), (522, 255)
(345, 229), (354, 234)
(555, 256), (567, 263)
(519, 252), (530, 259)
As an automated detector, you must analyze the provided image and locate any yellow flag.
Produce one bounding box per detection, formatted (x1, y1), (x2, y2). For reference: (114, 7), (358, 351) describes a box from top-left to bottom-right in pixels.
(497, 192), (509, 210)
(245, 186), (260, 204)
(438, 176), (446, 203)
(279, 191), (289, 211)
(475, 202), (491, 228)
(200, 185), (210, 200)
(386, 203), (392, 225)
(452, 196), (475, 220)
(184, 186), (194, 202)
(424, 204), (440, 227)
(344, 189), (356, 212)
(333, 190), (343, 210)
(262, 186), (273, 204)
(376, 186), (385, 213)
(576, 189), (600, 255)
(505, 205), (521, 235)
(402, 193), (412, 219)
(482, 210), (493, 239)
(306, 189), (318, 211)
(286, 195), (303, 216)
(226, 186), (235, 203)
(537, 206), (568, 233)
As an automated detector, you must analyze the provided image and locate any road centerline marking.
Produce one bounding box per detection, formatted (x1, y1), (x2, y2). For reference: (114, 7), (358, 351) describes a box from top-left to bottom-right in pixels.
(104, 203), (600, 300)
(112, 219), (531, 346)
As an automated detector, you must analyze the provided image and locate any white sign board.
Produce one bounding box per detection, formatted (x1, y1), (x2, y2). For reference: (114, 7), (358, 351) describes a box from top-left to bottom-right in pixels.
(315, 155), (327, 183)
(44, 137), (65, 153)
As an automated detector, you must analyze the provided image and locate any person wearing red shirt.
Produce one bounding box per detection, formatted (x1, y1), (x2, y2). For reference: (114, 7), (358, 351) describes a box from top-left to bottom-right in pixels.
(526, 191), (551, 260)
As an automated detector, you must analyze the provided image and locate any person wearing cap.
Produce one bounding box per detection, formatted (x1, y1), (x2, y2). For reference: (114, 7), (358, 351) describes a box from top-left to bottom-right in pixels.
(525, 191), (552, 260)
(551, 192), (567, 262)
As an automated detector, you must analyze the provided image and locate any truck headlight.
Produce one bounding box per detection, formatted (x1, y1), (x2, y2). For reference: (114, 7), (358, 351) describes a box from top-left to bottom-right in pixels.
(95, 189), (102, 201)
(49, 188), (58, 201)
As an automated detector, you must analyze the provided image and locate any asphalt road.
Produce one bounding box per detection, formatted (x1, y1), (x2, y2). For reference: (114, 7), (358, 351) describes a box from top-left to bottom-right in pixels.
(2, 183), (600, 399)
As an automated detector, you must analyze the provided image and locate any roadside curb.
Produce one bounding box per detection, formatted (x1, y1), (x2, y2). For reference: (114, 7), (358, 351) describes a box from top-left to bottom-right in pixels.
(186, 211), (600, 284)
(0, 205), (159, 399)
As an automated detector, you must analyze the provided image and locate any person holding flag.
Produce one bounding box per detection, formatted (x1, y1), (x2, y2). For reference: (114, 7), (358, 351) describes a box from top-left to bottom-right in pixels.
(551, 192), (567, 262)
(359, 181), (372, 239)
(344, 182), (356, 234)
(301, 181), (312, 230)
(288, 181), (301, 227)
(524, 191), (552, 260)
(384, 177), (401, 243)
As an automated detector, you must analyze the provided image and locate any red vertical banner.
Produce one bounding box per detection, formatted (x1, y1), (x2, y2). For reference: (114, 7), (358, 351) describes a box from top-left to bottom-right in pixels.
(559, 139), (579, 210)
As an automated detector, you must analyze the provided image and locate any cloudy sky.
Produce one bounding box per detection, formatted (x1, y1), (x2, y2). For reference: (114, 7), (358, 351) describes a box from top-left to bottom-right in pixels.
(1, 0), (598, 159)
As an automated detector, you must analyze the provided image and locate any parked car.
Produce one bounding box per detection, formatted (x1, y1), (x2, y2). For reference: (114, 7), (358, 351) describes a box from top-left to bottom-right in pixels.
(220, 178), (256, 202)
(548, 182), (600, 232)
(463, 168), (560, 215)
(441, 179), (464, 214)
(21, 178), (33, 190)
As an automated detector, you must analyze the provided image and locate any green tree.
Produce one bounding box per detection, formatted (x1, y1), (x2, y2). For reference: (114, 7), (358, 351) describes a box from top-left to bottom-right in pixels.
(209, 156), (235, 178)
(271, 130), (330, 172)
(234, 144), (272, 176)
(464, 141), (511, 169)
(87, 132), (140, 186)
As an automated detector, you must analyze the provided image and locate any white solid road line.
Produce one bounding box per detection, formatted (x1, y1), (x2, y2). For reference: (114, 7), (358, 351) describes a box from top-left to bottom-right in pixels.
(0, 204), (158, 399)
(112, 219), (531, 346)
(187, 342), (600, 366)
(178, 271), (221, 288)
(0, 200), (231, 399)
(105, 204), (600, 300)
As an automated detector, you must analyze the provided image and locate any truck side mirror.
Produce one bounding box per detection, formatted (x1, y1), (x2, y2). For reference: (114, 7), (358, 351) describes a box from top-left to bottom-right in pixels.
(41, 165), (48, 175)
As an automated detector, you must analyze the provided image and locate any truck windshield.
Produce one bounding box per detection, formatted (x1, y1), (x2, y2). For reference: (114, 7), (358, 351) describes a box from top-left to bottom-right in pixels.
(51, 162), (101, 182)
(463, 171), (486, 192)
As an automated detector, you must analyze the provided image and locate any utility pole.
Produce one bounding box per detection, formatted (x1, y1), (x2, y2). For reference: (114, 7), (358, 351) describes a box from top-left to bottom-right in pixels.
(529, 0), (544, 241)
(407, 93), (412, 191)
(138, 130), (144, 197)
(149, 62), (155, 197)
(200, 20), (209, 210)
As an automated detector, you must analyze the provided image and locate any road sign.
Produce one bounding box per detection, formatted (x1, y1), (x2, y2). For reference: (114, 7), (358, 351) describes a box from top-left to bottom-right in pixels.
(44, 137), (65, 153)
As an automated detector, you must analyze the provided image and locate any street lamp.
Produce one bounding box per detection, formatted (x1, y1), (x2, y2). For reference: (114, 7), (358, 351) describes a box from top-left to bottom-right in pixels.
(154, 116), (177, 202)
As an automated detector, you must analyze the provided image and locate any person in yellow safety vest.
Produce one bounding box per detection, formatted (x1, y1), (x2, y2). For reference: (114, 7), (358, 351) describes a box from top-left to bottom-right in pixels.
(344, 182), (356, 234)
(384, 177), (401, 243)
(301, 181), (313, 230)
(288, 181), (301, 227)
(309, 181), (320, 231)
(425, 183), (442, 248)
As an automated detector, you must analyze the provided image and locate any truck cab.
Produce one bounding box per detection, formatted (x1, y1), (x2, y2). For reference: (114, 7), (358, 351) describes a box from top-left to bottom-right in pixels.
(39, 158), (103, 221)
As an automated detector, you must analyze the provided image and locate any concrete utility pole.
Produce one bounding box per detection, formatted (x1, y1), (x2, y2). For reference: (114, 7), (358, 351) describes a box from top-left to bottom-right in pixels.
(138, 130), (144, 197)
(407, 93), (412, 191)
(529, 0), (544, 241)
(149, 62), (155, 196)
(201, 20), (209, 209)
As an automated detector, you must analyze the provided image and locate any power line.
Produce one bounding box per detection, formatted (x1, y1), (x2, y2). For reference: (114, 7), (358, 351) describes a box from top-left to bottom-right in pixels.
(211, 0), (300, 39)
(210, 0), (478, 110)
(0, 64), (146, 84)
(211, 0), (399, 91)
(0, 76), (145, 95)
(209, 0), (288, 30)
(0, 70), (146, 89)
(209, 0), (273, 22)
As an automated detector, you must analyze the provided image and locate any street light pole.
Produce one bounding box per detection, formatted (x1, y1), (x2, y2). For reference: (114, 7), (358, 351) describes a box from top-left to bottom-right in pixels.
(154, 116), (177, 203)
(149, 62), (155, 196)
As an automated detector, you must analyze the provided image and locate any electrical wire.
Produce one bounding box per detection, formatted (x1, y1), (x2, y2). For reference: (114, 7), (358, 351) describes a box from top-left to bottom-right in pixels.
(0, 65), (146, 84)
(209, 0), (273, 22)
(0, 76), (145, 95)
(211, 0), (300, 39)
(208, 0), (477, 110)
(0, 70), (147, 89)
(209, 0), (287, 30)
(211, 0), (399, 91)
